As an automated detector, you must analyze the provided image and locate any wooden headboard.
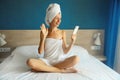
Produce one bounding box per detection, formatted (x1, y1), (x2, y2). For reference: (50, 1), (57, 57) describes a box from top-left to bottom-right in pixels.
(0, 30), (104, 56)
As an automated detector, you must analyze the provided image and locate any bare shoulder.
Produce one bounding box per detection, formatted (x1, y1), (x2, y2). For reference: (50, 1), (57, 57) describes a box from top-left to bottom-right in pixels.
(57, 29), (66, 35)
(62, 30), (66, 35)
(58, 29), (66, 39)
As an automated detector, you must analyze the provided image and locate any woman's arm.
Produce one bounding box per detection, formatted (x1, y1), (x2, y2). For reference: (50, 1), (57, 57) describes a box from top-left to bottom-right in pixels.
(62, 30), (76, 54)
(38, 31), (46, 54)
(38, 24), (48, 54)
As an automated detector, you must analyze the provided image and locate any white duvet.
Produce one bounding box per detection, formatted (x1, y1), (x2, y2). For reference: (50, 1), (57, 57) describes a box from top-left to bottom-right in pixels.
(0, 45), (120, 80)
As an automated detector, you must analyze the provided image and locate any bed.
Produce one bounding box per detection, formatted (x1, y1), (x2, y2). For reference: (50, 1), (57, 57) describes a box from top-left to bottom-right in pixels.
(0, 45), (120, 80)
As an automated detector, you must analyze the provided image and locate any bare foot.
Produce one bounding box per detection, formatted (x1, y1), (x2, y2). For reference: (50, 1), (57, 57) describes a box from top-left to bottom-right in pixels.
(31, 69), (47, 73)
(62, 68), (77, 73)
(31, 69), (38, 72)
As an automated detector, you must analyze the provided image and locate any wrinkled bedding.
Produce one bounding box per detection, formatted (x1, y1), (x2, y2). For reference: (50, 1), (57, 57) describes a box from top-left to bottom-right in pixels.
(0, 45), (120, 80)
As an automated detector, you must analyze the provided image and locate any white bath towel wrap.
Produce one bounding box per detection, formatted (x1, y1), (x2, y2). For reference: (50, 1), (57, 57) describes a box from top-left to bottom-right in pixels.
(39, 38), (67, 66)
(45, 3), (61, 26)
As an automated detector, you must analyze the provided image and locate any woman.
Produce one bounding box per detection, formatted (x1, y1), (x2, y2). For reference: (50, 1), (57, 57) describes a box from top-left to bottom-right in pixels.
(27, 3), (79, 73)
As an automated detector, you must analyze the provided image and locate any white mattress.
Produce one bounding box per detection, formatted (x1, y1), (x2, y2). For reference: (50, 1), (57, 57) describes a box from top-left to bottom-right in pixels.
(0, 45), (120, 80)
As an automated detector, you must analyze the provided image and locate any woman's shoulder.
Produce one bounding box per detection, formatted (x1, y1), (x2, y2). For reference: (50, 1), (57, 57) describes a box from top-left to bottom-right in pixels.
(58, 29), (66, 33)
(57, 29), (66, 39)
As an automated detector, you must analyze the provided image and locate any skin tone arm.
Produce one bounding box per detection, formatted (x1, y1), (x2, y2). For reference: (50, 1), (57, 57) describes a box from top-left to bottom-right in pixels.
(62, 30), (77, 54)
(38, 24), (48, 54)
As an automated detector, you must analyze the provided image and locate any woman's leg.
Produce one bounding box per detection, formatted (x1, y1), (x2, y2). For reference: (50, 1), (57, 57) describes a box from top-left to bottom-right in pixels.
(26, 58), (77, 73)
(53, 55), (80, 69)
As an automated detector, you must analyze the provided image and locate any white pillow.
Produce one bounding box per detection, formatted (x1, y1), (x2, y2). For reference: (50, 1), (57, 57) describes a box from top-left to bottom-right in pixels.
(0, 45), (43, 71)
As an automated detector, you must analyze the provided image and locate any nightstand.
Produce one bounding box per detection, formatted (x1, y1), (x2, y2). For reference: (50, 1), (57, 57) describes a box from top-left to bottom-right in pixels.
(0, 47), (11, 63)
(0, 58), (5, 63)
(92, 55), (106, 62)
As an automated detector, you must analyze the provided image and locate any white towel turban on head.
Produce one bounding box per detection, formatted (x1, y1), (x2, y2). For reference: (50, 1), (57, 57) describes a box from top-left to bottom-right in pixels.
(45, 3), (61, 26)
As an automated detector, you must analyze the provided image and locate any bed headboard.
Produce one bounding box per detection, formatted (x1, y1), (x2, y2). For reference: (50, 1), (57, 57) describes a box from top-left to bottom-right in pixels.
(0, 30), (104, 56)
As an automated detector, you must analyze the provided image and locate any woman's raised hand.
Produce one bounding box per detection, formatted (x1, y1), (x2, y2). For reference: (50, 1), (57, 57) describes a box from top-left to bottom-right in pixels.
(40, 24), (48, 38)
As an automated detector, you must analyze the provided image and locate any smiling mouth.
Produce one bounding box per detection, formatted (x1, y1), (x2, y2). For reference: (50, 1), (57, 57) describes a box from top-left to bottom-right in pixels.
(57, 22), (61, 25)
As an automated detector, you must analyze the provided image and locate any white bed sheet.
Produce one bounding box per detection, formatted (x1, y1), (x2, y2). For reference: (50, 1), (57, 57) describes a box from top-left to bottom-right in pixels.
(0, 45), (120, 80)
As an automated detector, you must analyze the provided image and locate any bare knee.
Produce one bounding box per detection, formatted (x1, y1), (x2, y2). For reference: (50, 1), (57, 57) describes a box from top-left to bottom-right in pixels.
(26, 59), (37, 69)
(72, 56), (80, 64)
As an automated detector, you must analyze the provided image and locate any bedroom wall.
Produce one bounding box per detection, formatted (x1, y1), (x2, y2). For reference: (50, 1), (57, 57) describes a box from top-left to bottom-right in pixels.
(0, 0), (108, 63)
(0, 0), (110, 29)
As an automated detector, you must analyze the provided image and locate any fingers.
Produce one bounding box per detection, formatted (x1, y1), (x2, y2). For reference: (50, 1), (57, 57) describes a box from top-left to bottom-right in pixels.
(72, 34), (77, 36)
(40, 23), (47, 33)
(40, 24), (43, 29)
(42, 24), (45, 29)
(46, 28), (48, 35)
(46, 28), (48, 32)
(71, 34), (77, 42)
(40, 24), (48, 38)
(71, 34), (76, 39)
(40, 24), (46, 30)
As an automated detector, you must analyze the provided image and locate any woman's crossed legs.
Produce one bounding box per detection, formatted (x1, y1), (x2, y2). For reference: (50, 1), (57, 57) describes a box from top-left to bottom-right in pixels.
(27, 55), (79, 73)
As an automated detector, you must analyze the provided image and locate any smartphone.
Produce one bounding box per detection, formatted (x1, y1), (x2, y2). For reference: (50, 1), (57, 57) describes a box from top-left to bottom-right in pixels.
(73, 26), (79, 34)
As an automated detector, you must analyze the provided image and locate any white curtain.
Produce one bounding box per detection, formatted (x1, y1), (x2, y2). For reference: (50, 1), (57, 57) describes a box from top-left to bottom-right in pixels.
(114, 18), (120, 73)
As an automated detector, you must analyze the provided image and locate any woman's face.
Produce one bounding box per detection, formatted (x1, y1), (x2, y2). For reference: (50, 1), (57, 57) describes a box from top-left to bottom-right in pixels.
(49, 13), (61, 27)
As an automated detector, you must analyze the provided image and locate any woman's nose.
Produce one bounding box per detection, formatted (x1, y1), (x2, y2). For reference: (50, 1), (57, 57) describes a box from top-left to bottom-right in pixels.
(58, 19), (61, 23)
